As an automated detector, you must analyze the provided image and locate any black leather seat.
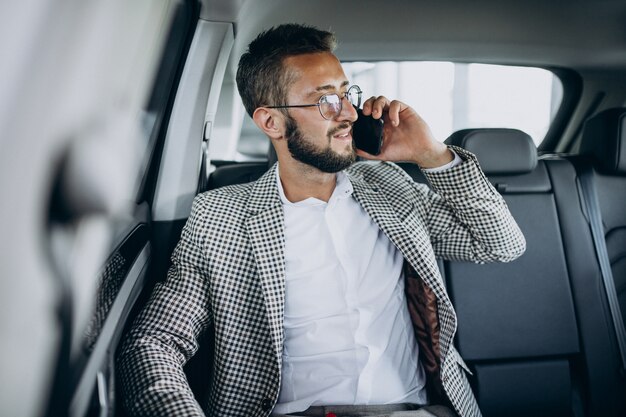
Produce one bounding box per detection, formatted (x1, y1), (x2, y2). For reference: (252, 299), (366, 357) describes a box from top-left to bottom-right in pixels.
(578, 108), (626, 322)
(445, 129), (581, 417)
(208, 146), (277, 190)
(541, 154), (626, 417)
(444, 128), (626, 417)
(561, 108), (626, 417)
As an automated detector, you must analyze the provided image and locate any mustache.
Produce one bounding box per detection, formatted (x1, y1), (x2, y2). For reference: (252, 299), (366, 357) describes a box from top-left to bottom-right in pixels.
(327, 122), (353, 137)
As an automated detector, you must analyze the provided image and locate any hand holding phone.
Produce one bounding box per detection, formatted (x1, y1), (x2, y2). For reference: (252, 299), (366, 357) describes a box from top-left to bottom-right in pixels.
(352, 107), (384, 155)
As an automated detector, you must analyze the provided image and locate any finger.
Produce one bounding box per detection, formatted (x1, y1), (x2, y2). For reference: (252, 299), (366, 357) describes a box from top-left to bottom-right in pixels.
(371, 95), (390, 120)
(361, 96), (377, 116)
(387, 100), (406, 126)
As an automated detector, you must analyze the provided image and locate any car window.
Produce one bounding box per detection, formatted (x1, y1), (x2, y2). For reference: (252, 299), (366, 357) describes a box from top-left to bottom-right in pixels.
(136, 2), (197, 203)
(343, 61), (563, 147)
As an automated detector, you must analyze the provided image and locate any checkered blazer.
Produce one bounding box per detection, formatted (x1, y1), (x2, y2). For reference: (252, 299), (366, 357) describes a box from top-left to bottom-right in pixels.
(118, 146), (525, 417)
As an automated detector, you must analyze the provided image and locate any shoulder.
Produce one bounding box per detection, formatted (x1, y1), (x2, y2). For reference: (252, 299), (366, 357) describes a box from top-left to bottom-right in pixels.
(195, 181), (255, 209)
(348, 160), (412, 181)
(347, 160), (428, 192)
(185, 182), (256, 235)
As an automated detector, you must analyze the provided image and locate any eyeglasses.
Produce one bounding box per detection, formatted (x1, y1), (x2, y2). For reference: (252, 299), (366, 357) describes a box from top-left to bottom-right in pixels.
(266, 85), (362, 120)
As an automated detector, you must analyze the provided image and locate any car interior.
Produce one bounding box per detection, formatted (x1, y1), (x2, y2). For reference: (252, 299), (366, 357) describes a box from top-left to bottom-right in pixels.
(1, 0), (626, 416)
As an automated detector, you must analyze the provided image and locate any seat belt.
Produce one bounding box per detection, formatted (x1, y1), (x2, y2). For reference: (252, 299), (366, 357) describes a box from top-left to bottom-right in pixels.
(575, 159), (626, 372)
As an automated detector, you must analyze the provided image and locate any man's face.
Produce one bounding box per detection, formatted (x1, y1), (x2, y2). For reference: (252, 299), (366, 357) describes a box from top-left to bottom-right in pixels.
(281, 52), (359, 173)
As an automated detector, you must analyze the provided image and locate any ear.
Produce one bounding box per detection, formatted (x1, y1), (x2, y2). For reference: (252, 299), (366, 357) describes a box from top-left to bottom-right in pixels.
(252, 107), (284, 140)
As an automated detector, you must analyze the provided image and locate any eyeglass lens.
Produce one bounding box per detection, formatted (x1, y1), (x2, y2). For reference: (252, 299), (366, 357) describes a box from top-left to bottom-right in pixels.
(319, 86), (362, 119)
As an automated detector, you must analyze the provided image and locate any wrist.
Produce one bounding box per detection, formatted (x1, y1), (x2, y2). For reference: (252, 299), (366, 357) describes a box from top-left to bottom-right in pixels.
(413, 144), (454, 168)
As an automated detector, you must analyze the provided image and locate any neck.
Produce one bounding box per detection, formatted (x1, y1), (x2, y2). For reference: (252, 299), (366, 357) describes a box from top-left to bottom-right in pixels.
(278, 158), (338, 203)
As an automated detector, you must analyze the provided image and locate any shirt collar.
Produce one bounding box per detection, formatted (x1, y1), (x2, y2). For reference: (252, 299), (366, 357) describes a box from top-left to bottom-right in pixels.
(275, 163), (354, 207)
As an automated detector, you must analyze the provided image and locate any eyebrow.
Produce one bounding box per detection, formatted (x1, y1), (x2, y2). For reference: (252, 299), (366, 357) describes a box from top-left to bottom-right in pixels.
(307, 80), (350, 98)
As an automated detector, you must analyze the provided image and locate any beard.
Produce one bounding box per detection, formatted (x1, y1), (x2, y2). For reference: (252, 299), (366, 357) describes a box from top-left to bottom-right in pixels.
(284, 115), (356, 173)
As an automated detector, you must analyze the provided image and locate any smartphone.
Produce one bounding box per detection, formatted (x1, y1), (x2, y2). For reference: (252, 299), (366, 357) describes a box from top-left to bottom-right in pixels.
(352, 107), (384, 155)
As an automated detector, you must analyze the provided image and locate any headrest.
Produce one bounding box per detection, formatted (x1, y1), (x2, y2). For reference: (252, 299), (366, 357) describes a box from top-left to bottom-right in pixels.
(267, 143), (278, 167)
(445, 128), (537, 175)
(580, 107), (626, 175)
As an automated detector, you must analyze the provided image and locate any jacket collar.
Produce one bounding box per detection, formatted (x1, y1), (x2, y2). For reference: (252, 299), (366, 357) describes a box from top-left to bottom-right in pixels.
(245, 163), (282, 214)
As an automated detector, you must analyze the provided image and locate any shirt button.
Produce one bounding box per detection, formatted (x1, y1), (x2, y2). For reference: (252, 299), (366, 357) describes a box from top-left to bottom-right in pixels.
(261, 398), (273, 411)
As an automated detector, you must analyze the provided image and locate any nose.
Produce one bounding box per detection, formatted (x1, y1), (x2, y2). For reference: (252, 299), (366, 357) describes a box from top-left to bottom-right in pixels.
(339, 97), (358, 123)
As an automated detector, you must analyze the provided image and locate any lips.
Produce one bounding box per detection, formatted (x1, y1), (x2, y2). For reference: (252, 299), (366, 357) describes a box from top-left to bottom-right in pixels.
(333, 130), (352, 140)
(331, 126), (353, 140)
(329, 123), (353, 142)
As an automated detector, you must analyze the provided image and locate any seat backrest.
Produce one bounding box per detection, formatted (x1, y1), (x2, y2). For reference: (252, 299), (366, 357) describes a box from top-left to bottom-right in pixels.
(444, 129), (583, 417)
(579, 107), (626, 322)
(207, 143), (277, 191)
(543, 152), (626, 417)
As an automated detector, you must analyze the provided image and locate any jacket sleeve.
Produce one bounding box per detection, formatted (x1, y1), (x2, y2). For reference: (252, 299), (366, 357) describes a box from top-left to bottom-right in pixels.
(419, 145), (526, 263)
(117, 195), (212, 416)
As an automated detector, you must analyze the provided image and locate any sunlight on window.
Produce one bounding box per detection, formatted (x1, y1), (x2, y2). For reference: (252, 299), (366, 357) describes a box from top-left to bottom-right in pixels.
(343, 61), (562, 146)
(467, 64), (556, 145)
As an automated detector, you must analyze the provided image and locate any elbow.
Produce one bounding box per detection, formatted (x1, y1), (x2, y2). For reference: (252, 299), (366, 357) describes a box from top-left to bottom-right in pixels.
(492, 228), (527, 263)
(473, 228), (526, 264)
(509, 223), (527, 260)
(503, 233), (526, 262)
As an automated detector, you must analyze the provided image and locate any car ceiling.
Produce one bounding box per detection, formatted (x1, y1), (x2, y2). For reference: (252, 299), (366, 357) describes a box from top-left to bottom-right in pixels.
(200, 0), (626, 74)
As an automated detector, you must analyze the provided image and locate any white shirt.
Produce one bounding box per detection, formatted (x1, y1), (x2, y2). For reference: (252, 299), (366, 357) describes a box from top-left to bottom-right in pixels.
(273, 169), (429, 414)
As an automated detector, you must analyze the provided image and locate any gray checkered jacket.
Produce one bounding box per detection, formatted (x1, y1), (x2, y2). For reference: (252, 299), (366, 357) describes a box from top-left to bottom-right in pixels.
(118, 146), (525, 417)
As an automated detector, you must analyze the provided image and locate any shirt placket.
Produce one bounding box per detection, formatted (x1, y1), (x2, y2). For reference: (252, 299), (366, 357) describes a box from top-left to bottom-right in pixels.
(325, 193), (373, 404)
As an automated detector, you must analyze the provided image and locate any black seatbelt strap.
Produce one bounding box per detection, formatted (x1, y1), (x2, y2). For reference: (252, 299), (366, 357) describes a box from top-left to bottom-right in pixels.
(576, 160), (626, 371)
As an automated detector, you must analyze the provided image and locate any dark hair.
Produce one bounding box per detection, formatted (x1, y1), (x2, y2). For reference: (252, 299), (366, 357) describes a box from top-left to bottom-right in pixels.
(236, 24), (337, 117)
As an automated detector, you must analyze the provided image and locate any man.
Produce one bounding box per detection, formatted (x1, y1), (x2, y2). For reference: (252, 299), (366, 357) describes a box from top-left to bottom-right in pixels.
(118, 24), (525, 417)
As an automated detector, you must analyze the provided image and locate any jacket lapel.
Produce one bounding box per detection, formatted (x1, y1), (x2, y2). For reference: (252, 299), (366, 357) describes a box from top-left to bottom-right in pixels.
(349, 173), (456, 357)
(349, 175), (439, 283)
(244, 164), (286, 365)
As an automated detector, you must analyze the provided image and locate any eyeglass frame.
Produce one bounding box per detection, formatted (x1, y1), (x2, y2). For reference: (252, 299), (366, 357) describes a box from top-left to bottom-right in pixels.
(265, 85), (362, 120)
